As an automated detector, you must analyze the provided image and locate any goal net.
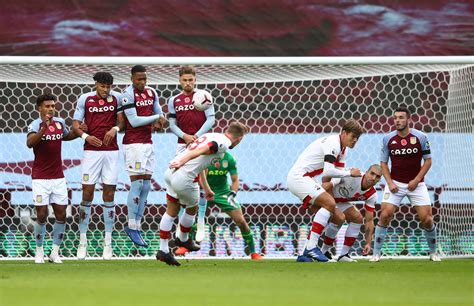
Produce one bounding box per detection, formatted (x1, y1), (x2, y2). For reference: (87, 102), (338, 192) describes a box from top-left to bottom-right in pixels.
(0, 57), (472, 259)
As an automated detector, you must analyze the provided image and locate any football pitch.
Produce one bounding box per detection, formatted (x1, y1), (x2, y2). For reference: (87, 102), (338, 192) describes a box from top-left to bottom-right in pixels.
(0, 259), (472, 306)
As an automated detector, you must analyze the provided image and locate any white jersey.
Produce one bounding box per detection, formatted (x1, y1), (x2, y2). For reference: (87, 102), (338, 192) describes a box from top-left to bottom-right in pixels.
(289, 134), (348, 177)
(331, 173), (377, 212)
(171, 132), (232, 180)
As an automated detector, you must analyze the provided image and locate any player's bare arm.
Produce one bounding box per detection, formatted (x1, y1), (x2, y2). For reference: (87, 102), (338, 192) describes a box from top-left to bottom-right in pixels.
(199, 169), (215, 201)
(363, 210), (375, 255)
(169, 143), (212, 170)
(230, 173), (239, 193)
(182, 133), (196, 145)
(26, 116), (50, 148)
(321, 176), (332, 183)
(153, 116), (167, 131)
(63, 128), (79, 141)
(73, 120), (102, 147)
(381, 161), (398, 193)
(408, 158), (432, 191)
(103, 112), (126, 146)
(321, 181), (334, 194)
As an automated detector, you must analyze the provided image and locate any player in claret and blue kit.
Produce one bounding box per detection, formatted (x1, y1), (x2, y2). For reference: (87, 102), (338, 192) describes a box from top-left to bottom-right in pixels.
(73, 72), (124, 260)
(121, 65), (167, 248)
(27, 93), (79, 264)
(372, 107), (441, 262)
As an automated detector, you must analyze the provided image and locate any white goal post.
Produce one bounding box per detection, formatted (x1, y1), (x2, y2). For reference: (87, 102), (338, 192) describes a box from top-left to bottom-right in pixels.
(0, 56), (472, 260)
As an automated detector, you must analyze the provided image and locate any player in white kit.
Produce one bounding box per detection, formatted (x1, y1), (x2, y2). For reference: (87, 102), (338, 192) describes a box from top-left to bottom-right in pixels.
(318, 164), (382, 262)
(287, 119), (363, 262)
(156, 122), (249, 266)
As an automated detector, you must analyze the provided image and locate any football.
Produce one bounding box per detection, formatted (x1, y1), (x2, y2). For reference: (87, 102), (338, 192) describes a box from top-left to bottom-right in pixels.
(192, 89), (213, 111)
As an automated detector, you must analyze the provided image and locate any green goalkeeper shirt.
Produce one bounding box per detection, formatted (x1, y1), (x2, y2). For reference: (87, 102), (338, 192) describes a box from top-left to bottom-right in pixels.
(206, 151), (237, 194)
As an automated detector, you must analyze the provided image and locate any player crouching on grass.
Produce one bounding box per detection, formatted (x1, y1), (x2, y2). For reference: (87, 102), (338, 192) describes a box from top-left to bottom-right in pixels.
(287, 119), (363, 263)
(27, 93), (80, 264)
(157, 122), (249, 266)
(313, 164), (382, 262)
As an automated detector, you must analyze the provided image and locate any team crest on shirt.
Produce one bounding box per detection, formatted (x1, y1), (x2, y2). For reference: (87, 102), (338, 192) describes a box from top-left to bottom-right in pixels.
(36, 195), (42, 203)
(222, 160), (228, 168)
(410, 137), (417, 145)
(83, 174), (89, 182)
(135, 162), (141, 170)
(338, 186), (350, 198)
(48, 125), (55, 132)
(55, 122), (62, 129)
(401, 139), (407, 146)
(384, 193), (390, 200)
(147, 89), (153, 97)
(107, 96), (113, 103)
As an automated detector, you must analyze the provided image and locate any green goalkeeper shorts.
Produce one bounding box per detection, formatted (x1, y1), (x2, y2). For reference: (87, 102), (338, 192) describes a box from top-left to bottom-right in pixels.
(208, 192), (241, 212)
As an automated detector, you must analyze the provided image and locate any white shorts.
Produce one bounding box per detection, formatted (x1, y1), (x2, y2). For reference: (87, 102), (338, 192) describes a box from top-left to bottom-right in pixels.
(164, 168), (200, 207)
(382, 180), (431, 207)
(82, 150), (119, 185)
(32, 178), (68, 206)
(336, 202), (355, 213)
(286, 173), (326, 206)
(123, 143), (155, 175)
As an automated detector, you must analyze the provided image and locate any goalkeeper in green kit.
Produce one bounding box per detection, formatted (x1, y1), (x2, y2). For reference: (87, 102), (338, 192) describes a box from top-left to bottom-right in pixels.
(175, 151), (262, 260)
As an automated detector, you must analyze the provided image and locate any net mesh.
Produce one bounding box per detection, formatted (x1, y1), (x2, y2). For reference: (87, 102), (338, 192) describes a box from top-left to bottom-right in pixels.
(0, 62), (472, 259)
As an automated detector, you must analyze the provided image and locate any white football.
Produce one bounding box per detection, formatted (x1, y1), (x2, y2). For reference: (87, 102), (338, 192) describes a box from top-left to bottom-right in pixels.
(192, 90), (213, 111)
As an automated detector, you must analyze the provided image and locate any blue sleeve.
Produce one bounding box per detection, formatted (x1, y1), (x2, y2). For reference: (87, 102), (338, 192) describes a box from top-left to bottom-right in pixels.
(169, 118), (185, 138)
(56, 117), (69, 137)
(167, 96), (185, 138)
(151, 88), (163, 116)
(27, 119), (41, 135)
(73, 94), (87, 121)
(195, 112), (215, 137)
(122, 91), (162, 128)
(417, 131), (432, 160)
(167, 96), (177, 118)
(380, 135), (390, 163)
(111, 91), (123, 113)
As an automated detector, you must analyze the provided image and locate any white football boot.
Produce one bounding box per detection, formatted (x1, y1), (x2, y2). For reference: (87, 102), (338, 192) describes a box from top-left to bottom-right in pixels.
(195, 220), (205, 242)
(430, 253), (442, 262)
(77, 243), (87, 260)
(35, 246), (45, 264)
(102, 244), (113, 260)
(369, 254), (381, 262)
(49, 252), (63, 264)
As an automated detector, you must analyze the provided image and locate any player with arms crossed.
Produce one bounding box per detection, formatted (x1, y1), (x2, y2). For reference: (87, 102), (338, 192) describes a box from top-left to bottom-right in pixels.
(157, 122), (248, 266)
(121, 65), (166, 247)
(175, 151), (263, 260)
(27, 93), (79, 263)
(318, 164), (382, 262)
(168, 65), (215, 240)
(372, 107), (440, 262)
(287, 119), (363, 262)
(73, 72), (124, 260)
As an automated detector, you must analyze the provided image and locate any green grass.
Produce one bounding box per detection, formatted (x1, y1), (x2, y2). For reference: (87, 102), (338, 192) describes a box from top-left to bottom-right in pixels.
(0, 259), (473, 306)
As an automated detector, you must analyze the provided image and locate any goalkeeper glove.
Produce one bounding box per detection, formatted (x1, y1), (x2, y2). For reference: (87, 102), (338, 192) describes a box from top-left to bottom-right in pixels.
(227, 191), (237, 207)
